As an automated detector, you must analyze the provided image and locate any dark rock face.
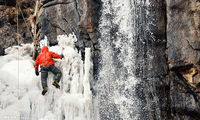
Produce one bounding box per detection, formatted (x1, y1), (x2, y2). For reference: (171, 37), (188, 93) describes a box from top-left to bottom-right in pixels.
(133, 0), (169, 119)
(38, 0), (79, 45)
(167, 0), (200, 69)
(166, 0), (200, 119)
(38, 0), (101, 54)
(169, 71), (200, 120)
(134, 0), (200, 119)
(0, 0), (35, 55)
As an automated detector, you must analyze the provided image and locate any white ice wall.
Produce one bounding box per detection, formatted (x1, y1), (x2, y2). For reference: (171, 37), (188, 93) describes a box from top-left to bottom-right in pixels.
(0, 34), (92, 120)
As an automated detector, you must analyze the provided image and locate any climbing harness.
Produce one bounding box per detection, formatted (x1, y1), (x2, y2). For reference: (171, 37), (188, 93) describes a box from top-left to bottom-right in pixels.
(51, 65), (56, 72)
(40, 70), (48, 73)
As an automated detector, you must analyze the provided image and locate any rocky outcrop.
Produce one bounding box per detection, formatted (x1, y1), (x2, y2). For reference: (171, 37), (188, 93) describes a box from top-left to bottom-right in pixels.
(38, 0), (101, 55)
(0, 0), (35, 55)
(167, 0), (200, 69)
(166, 0), (200, 92)
(166, 0), (200, 119)
(169, 71), (200, 120)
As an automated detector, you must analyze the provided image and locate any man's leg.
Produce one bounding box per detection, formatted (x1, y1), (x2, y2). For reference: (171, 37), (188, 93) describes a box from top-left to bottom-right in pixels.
(41, 72), (48, 95)
(50, 65), (62, 88)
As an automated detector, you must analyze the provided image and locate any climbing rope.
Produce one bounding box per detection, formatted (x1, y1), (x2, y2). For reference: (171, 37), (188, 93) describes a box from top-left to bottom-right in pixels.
(16, 1), (20, 118)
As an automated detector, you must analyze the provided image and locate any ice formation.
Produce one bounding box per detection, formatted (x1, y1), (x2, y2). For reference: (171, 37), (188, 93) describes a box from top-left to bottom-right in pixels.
(95, 0), (146, 119)
(0, 34), (92, 120)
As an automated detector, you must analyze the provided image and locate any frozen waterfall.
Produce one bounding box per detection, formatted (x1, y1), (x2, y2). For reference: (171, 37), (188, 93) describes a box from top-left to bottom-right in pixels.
(0, 34), (92, 120)
(95, 0), (151, 119)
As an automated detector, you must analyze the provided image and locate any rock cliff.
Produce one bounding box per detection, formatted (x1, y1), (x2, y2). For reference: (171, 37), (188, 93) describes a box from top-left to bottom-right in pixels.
(166, 0), (200, 119)
(38, 0), (101, 55)
(0, 0), (35, 55)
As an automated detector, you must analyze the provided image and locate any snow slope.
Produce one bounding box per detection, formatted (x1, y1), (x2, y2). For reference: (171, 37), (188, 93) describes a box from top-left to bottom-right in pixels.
(0, 34), (92, 120)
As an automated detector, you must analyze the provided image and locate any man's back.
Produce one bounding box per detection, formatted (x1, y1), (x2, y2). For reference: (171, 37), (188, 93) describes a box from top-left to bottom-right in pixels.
(35, 46), (62, 72)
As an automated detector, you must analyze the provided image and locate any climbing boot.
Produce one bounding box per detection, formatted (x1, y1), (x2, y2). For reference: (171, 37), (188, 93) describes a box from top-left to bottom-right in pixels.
(42, 87), (48, 95)
(52, 80), (60, 89)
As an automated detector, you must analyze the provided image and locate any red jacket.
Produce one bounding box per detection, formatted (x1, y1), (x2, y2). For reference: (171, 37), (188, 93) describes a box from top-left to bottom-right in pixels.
(35, 46), (62, 72)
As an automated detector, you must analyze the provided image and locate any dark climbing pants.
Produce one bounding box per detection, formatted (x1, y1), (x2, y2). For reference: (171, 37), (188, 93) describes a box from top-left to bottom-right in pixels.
(40, 65), (62, 89)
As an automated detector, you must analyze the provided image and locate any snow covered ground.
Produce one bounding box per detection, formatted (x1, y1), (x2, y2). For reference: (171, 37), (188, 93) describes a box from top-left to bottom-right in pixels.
(0, 34), (93, 120)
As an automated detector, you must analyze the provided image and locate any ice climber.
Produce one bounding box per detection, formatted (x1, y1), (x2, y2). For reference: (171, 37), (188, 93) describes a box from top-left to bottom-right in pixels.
(34, 46), (64, 95)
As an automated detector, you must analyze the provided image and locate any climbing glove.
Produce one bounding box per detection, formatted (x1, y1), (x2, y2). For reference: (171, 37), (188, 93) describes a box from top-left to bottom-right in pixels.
(35, 71), (39, 76)
(61, 54), (64, 59)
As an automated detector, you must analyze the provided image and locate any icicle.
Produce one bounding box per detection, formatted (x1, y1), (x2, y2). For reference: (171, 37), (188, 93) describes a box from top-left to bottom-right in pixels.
(83, 48), (92, 98)
(40, 36), (49, 48)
